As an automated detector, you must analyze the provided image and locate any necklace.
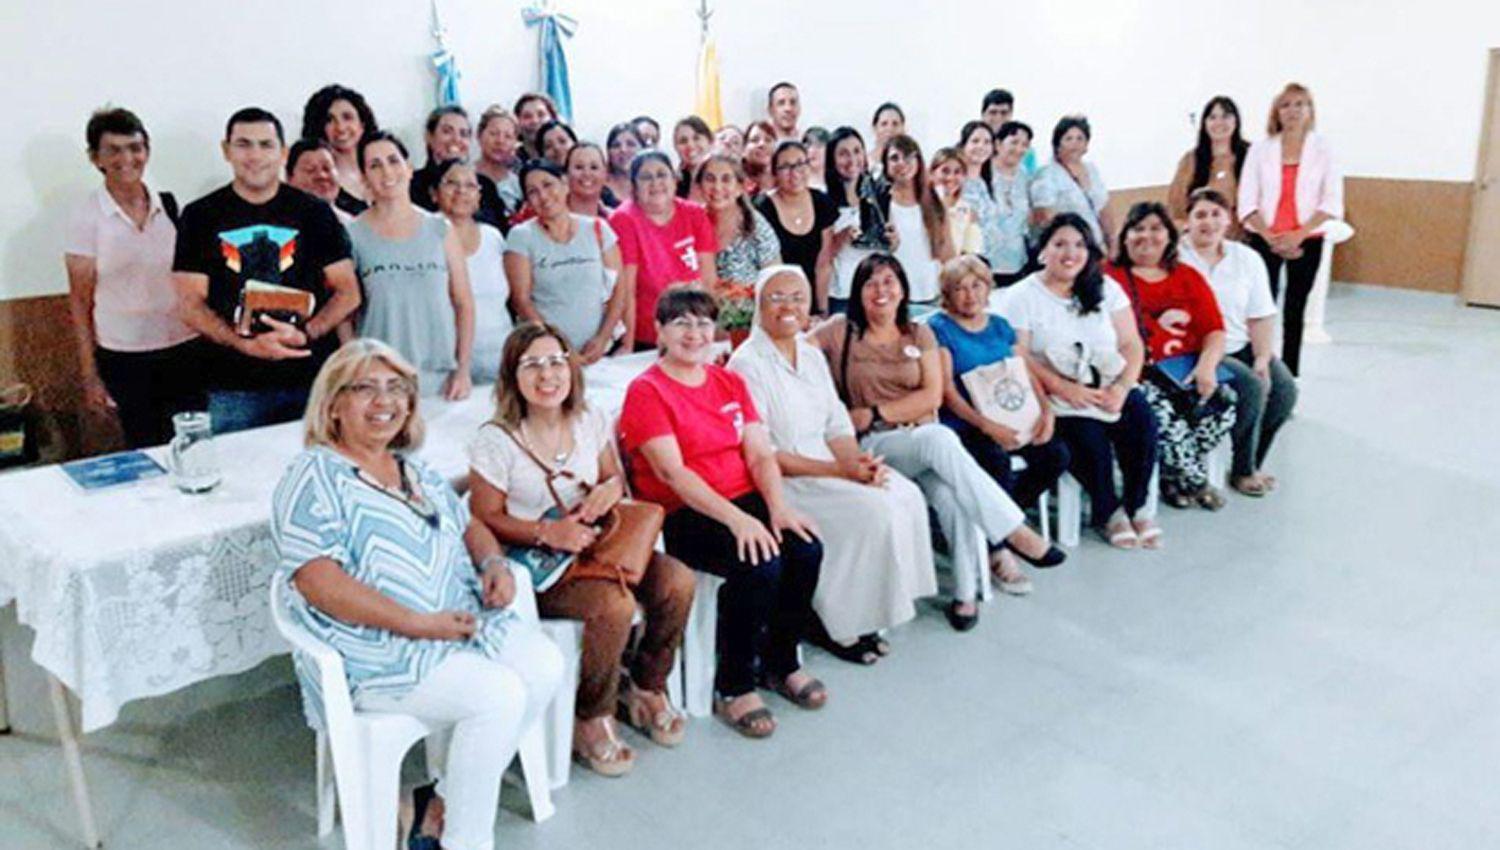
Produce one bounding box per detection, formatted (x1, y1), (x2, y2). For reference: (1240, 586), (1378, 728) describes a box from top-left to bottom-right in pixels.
(521, 419), (572, 465)
(352, 457), (438, 527)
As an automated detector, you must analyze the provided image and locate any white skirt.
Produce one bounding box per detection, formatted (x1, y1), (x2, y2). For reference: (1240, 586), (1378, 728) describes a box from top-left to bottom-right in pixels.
(783, 470), (937, 642)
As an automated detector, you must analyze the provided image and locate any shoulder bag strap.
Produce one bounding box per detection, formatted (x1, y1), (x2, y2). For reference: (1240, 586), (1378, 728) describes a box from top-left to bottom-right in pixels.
(485, 421), (580, 515)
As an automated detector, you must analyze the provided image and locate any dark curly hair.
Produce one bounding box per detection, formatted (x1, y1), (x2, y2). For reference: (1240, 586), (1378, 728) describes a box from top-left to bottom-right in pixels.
(300, 84), (378, 146)
(1036, 213), (1107, 315)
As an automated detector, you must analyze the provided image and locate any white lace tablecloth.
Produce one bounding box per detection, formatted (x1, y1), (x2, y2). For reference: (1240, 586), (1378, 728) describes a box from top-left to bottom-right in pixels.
(0, 351), (657, 732)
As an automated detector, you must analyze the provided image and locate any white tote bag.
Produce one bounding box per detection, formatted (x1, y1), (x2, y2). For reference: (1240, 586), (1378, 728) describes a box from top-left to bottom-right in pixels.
(960, 356), (1042, 445)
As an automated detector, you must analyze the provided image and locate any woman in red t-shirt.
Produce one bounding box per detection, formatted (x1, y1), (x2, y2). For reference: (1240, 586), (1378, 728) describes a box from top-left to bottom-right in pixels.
(619, 287), (824, 739)
(608, 151), (719, 351)
(1107, 202), (1237, 510)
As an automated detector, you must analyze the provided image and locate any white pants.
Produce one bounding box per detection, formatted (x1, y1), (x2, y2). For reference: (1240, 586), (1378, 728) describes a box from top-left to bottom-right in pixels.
(358, 627), (564, 850)
(863, 424), (1025, 602)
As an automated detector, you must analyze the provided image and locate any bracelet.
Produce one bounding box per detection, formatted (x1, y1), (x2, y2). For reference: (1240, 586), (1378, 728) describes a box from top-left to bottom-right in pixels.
(477, 553), (507, 573)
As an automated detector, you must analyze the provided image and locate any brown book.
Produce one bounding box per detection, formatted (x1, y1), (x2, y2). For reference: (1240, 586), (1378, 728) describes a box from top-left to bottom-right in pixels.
(235, 280), (315, 336)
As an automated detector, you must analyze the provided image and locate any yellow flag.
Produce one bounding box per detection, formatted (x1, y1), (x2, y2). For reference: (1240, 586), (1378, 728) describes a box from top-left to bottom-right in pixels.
(695, 38), (723, 130)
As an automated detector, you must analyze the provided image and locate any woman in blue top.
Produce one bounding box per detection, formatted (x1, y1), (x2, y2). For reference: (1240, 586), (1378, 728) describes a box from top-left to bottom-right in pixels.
(271, 338), (563, 850)
(930, 255), (1070, 594)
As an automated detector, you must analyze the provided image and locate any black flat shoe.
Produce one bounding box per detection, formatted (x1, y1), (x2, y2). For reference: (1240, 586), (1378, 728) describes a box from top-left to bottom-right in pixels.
(408, 782), (439, 850)
(945, 601), (979, 632)
(1005, 540), (1067, 568)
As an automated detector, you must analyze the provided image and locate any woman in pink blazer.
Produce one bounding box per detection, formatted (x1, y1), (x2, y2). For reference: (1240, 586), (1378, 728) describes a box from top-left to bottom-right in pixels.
(1236, 83), (1343, 375)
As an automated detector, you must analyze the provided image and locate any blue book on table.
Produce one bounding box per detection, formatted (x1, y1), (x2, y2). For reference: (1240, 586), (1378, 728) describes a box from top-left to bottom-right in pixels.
(60, 451), (167, 491)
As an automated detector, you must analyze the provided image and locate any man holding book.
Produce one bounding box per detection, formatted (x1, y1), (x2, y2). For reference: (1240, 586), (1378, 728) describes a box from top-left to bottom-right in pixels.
(172, 107), (360, 434)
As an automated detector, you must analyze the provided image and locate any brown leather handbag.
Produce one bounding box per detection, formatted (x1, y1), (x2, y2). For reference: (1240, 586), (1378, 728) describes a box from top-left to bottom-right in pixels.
(495, 423), (663, 591)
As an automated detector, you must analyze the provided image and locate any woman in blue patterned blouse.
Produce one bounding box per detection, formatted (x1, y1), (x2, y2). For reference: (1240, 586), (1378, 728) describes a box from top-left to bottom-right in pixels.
(271, 338), (563, 850)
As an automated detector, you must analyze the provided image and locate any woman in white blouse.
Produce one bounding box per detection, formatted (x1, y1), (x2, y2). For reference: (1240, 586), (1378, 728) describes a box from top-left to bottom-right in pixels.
(434, 160), (511, 384)
(728, 266), (935, 663)
(1179, 189), (1298, 497)
(1237, 82), (1343, 376)
(1003, 214), (1159, 549)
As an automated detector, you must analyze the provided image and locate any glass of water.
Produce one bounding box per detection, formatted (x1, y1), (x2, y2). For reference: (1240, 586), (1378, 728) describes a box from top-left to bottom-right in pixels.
(168, 412), (222, 494)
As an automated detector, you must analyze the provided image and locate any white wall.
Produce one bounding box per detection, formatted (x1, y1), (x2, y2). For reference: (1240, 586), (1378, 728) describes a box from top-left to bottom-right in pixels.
(3, 0), (1498, 300)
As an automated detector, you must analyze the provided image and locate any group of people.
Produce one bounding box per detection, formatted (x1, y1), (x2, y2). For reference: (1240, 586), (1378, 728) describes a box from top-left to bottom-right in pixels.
(62, 77), (1339, 850)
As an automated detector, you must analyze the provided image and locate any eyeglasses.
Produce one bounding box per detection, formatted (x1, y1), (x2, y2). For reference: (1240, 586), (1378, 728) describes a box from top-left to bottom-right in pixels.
(517, 353), (571, 373)
(440, 180), (481, 193)
(774, 159), (811, 174)
(636, 170), (676, 184)
(665, 316), (716, 332)
(766, 292), (808, 306)
(342, 379), (413, 402)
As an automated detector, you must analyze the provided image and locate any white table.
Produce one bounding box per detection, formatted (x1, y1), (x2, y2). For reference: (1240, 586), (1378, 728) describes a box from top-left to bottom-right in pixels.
(0, 350), (659, 848)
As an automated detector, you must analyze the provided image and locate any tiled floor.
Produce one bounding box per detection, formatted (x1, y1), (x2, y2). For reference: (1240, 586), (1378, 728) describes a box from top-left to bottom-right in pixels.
(2, 284), (1497, 849)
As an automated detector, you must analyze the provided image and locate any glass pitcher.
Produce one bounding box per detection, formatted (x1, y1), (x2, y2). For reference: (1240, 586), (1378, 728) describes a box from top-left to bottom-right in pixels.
(168, 412), (222, 494)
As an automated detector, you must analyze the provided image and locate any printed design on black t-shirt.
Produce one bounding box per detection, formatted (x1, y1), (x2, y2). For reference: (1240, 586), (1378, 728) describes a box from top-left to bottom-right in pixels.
(219, 224), (298, 284)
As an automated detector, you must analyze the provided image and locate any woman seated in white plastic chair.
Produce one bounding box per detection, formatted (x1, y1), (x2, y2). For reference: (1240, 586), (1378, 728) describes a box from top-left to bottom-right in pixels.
(728, 265), (936, 665)
(469, 321), (694, 778)
(270, 338), (564, 850)
(811, 253), (1064, 633)
(1105, 201), (1238, 511)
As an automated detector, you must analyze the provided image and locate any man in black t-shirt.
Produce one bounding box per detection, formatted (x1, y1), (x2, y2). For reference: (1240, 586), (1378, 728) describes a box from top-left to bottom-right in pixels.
(173, 107), (360, 434)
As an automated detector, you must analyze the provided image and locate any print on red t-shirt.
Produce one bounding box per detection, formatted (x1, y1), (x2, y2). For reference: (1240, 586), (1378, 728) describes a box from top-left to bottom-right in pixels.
(618, 362), (760, 512)
(608, 199), (719, 345)
(1106, 264), (1225, 361)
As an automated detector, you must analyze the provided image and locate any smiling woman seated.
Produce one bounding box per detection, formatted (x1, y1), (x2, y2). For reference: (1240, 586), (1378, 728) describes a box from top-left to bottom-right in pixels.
(728, 265), (936, 665)
(270, 338), (564, 850)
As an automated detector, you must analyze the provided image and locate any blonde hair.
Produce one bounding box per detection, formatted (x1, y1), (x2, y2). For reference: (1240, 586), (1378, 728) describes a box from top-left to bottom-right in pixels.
(938, 254), (993, 310)
(477, 105), (519, 136)
(1267, 83), (1316, 136)
(302, 338), (425, 451)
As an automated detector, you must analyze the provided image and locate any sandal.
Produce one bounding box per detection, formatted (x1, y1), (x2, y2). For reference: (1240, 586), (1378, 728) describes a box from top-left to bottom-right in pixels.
(989, 552), (1034, 596)
(572, 718), (635, 777)
(620, 685), (687, 747)
(1231, 474), (1271, 497)
(1102, 510), (1138, 550)
(766, 672), (829, 710)
(1194, 487), (1227, 511)
(1162, 485), (1195, 509)
(715, 695), (776, 739)
(1131, 516), (1164, 550)
(861, 633), (892, 657)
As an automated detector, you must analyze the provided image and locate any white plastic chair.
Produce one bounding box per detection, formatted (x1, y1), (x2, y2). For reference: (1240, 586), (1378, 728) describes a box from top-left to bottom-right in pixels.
(269, 566), (555, 850)
(1055, 466), (1161, 547)
(535, 619), (582, 789)
(671, 571), (725, 718)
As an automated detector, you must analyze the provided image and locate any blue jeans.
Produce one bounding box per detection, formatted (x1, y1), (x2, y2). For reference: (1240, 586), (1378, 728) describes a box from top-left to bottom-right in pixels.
(1052, 388), (1159, 522)
(1219, 346), (1298, 478)
(207, 385), (311, 435)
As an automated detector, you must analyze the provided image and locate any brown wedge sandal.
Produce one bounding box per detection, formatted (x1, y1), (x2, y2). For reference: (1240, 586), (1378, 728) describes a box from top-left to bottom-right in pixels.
(620, 685), (687, 747)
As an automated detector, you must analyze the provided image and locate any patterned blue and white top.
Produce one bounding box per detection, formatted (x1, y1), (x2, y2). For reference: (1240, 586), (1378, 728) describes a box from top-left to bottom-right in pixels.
(961, 176), (1031, 276)
(271, 446), (519, 729)
(1029, 160), (1110, 248)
